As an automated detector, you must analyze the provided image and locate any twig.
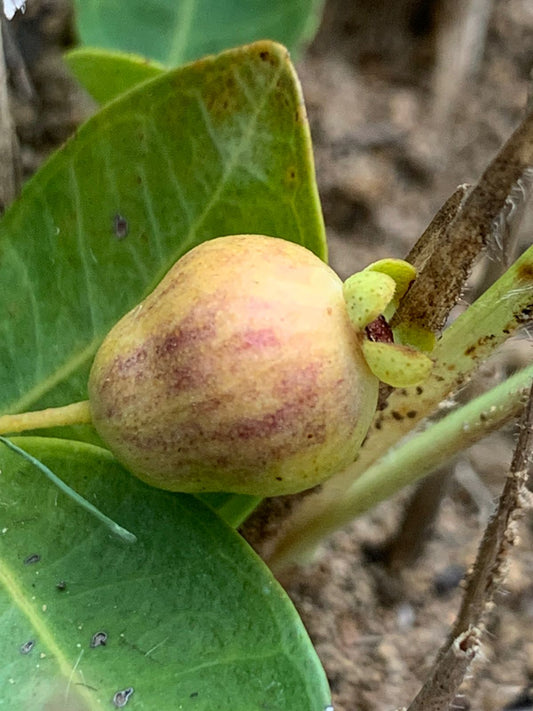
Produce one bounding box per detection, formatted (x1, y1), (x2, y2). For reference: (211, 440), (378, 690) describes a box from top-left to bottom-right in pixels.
(370, 102), (532, 566)
(401, 383), (533, 710)
(397, 184), (471, 301)
(445, 381), (533, 650)
(393, 106), (533, 334)
(405, 627), (481, 711)
(376, 184), (470, 410)
(379, 464), (454, 572)
(0, 16), (21, 211)
(1, 18), (34, 101)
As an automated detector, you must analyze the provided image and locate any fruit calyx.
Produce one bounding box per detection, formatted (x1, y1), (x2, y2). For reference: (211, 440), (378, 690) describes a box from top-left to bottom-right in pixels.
(343, 259), (434, 388)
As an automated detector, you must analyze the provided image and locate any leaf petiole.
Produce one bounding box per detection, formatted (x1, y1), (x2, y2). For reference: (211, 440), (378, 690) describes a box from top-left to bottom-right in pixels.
(0, 400), (92, 434)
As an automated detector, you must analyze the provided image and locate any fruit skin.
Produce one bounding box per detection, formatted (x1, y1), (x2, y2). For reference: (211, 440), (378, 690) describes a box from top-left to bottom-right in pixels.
(88, 234), (379, 496)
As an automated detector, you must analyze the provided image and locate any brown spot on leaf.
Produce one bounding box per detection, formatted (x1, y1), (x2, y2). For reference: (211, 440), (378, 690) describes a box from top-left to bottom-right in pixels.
(517, 261), (533, 282)
(516, 303), (533, 324)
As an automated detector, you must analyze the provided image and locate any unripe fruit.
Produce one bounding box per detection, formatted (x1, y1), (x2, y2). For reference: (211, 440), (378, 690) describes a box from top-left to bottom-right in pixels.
(88, 234), (379, 496)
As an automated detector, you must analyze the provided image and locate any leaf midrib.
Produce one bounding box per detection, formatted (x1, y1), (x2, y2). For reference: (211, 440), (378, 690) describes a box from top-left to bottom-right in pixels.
(0, 562), (98, 709)
(166, 0), (196, 66)
(2, 338), (99, 415)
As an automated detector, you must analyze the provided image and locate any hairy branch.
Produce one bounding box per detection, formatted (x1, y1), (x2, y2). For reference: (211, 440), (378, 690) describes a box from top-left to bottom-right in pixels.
(445, 382), (533, 648)
(401, 383), (533, 710)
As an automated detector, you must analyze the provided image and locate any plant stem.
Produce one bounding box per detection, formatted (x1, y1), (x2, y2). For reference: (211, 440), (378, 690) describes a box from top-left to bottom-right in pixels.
(380, 464), (454, 571)
(263, 239), (533, 570)
(405, 627), (481, 711)
(444, 380), (533, 652)
(402, 383), (533, 710)
(267, 363), (533, 572)
(0, 400), (93, 434)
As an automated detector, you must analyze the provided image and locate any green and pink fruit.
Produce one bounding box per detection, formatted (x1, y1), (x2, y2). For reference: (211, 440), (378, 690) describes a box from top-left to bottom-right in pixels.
(88, 234), (379, 496)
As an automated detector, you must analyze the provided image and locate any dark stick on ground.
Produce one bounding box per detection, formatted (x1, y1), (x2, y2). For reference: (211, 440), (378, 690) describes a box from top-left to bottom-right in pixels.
(400, 384), (533, 710)
(379, 464), (454, 573)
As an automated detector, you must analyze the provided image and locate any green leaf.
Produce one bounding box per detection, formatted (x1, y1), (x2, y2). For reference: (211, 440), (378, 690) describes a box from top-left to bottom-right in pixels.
(0, 41), (325, 421)
(73, 0), (324, 66)
(0, 437), (331, 710)
(65, 48), (165, 104)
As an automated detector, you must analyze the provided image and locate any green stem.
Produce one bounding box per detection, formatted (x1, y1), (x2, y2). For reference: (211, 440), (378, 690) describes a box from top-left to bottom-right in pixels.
(0, 400), (92, 434)
(356, 240), (533, 483)
(267, 363), (533, 572)
(0, 436), (136, 544)
(266, 240), (533, 564)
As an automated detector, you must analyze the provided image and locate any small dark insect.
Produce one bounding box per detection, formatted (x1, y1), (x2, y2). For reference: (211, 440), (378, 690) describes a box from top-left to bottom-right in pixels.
(113, 687), (134, 707)
(113, 214), (129, 240)
(20, 640), (35, 654)
(24, 553), (40, 565)
(56, 580), (67, 591)
(90, 631), (108, 648)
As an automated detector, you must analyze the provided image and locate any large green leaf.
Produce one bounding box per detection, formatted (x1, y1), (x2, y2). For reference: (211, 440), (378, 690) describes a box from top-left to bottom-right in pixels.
(73, 0), (324, 66)
(0, 41), (325, 420)
(65, 48), (165, 105)
(0, 437), (331, 709)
